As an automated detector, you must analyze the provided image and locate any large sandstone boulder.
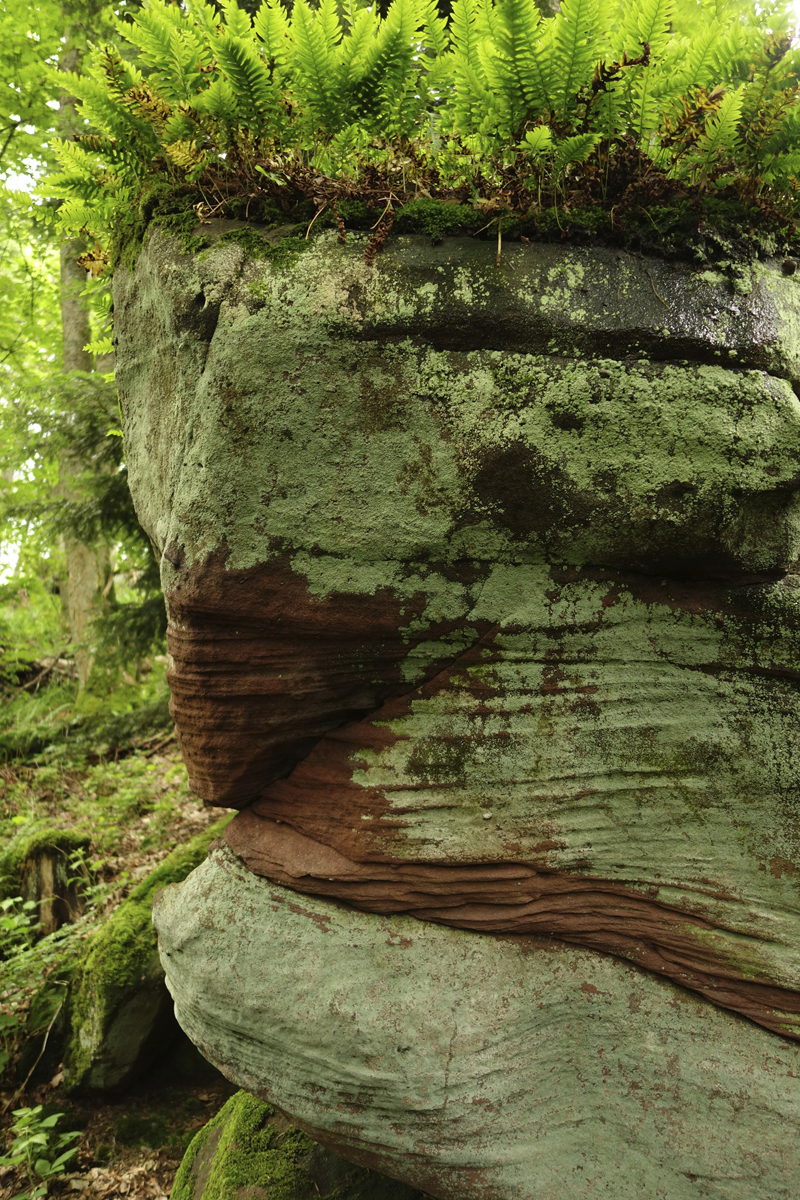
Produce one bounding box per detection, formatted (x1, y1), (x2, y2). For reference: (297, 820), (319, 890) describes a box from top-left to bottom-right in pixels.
(116, 223), (800, 1194)
(155, 842), (800, 1199)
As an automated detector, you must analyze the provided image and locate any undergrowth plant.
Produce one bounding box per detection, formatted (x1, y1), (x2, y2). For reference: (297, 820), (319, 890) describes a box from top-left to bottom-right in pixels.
(46, 0), (800, 259)
(0, 1106), (79, 1200)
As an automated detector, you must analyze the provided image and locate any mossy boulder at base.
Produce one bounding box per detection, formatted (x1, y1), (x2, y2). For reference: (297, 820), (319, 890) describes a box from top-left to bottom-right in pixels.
(116, 226), (800, 1195)
(63, 818), (230, 1094)
(171, 1091), (426, 1200)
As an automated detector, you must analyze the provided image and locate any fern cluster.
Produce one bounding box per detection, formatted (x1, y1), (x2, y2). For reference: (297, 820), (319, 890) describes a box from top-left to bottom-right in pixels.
(47, 0), (800, 256)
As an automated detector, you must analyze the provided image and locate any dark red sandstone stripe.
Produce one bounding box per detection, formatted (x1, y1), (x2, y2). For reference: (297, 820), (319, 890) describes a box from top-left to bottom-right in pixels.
(224, 811), (800, 1041)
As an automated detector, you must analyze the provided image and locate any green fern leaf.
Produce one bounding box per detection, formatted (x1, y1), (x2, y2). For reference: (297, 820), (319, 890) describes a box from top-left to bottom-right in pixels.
(551, 0), (612, 120)
(221, 0), (252, 40)
(253, 0), (291, 65)
(195, 76), (239, 123)
(493, 0), (550, 125)
(622, 0), (673, 58)
(449, 0), (493, 133)
(347, 0), (421, 127)
(519, 124), (553, 155)
(552, 130), (599, 175)
(419, 0), (449, 57)
(689, 84), (743, 177)
(289, 0), (340, 126)
(215, 33), (277, 125)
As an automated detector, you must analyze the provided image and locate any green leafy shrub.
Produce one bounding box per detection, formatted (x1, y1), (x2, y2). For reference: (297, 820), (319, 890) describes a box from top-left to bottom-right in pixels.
(47, 0), (800, 258)
(0, 1106), (79, 1200)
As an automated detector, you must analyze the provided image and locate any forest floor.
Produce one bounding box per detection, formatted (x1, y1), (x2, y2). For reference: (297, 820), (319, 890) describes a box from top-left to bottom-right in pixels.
(0, 682), (237, 1200)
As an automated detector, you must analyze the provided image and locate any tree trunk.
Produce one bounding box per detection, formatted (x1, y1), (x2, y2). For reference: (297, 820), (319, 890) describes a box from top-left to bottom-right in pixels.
(58, 239), (111, 687)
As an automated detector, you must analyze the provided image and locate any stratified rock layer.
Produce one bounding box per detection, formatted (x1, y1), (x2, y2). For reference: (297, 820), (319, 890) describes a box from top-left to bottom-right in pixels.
(115, 227), (800, 1038)
(155, 843), (800, 1200)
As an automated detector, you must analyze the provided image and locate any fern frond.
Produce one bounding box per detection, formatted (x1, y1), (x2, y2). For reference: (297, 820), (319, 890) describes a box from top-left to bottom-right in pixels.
(552, 130), (599, 175)
(519, 124), (553, 155)
(347, 0), (421, 128)
(195, 77), (239, 123)
(221, 0), (252, 40)
(449, 0), (494, 133)
(124, 1), (207, 100)
(215, 33), (277, 126)
(253, 0), (291, 65)
(186, 0), (221, 40)
(288, 0), (339, 125)
(687, 84), (743, 179)
(419, 0), (449, 57)
(164, 139), (206, 171)
(493, 0), (550, 124)
(622, 0), (673, 58)
(550, 0), (611, 120)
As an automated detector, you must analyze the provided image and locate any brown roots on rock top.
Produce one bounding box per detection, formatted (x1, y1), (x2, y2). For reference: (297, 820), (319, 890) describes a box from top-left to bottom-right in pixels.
(128, 138), (800, 269)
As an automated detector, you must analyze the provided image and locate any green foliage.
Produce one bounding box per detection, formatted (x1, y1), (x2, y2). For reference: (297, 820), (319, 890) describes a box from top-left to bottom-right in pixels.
(0, 1106), (79, 1200)
(0, 898), (39, 958)
(45, 0), (800, 249)
(0, 368), (167, 672)
(0, 738), (213, 1086)
(0, 664), (172, 767)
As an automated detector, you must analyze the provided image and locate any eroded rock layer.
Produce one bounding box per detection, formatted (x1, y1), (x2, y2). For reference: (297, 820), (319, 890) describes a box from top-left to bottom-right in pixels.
(154, 843), (800, 1200)
(115, 229), (800, 1043)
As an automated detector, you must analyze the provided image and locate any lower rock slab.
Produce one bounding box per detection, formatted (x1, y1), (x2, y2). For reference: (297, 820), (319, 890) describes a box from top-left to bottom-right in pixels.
(154, 842), (800, 1200)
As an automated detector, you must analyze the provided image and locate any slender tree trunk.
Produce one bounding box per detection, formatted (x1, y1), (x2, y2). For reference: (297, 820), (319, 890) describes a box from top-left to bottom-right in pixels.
(59, 240), (111, 687)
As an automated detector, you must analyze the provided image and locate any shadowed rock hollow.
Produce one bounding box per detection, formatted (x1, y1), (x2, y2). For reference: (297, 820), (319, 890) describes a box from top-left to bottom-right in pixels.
(115, 225), (800, 1196)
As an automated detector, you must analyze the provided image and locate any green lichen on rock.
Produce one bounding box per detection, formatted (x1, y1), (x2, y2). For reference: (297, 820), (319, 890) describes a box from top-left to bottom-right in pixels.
(63, 817), (231, 1093)
(208, 228), (308, 270)
(156, 848), (800, 1200)
(171, 1091), (424, 1200)
(115, 230), (800, 585)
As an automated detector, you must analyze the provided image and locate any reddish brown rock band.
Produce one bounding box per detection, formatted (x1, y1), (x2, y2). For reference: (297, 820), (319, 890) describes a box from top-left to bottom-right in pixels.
(164, 546), (800, 1041)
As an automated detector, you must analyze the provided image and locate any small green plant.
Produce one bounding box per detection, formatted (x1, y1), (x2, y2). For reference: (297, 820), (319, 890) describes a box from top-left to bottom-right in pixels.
(46, 0), (800, 258)
(0, 898), (39, 958)
(0, 1106), (79, 1199)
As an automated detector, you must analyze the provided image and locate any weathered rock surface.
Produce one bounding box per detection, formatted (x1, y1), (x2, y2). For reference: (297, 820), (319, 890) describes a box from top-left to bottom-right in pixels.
(156, 843), (800, 1200)
(171, 1089), (426, 1200)
(116, 228), (800, 1036)
(118, 226), (800, 1192)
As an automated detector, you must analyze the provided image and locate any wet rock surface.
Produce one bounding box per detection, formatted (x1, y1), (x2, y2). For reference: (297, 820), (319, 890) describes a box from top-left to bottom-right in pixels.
(115, 227), (800, 1193)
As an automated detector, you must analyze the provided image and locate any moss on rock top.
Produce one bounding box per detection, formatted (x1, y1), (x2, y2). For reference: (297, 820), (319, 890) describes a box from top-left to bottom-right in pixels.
(63, 817), (231, 1093)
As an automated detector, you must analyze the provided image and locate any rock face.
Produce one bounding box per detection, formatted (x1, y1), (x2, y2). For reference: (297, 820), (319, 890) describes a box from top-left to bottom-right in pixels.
(155, 843), (800, 1200)
(116, 224), (800, 1193)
